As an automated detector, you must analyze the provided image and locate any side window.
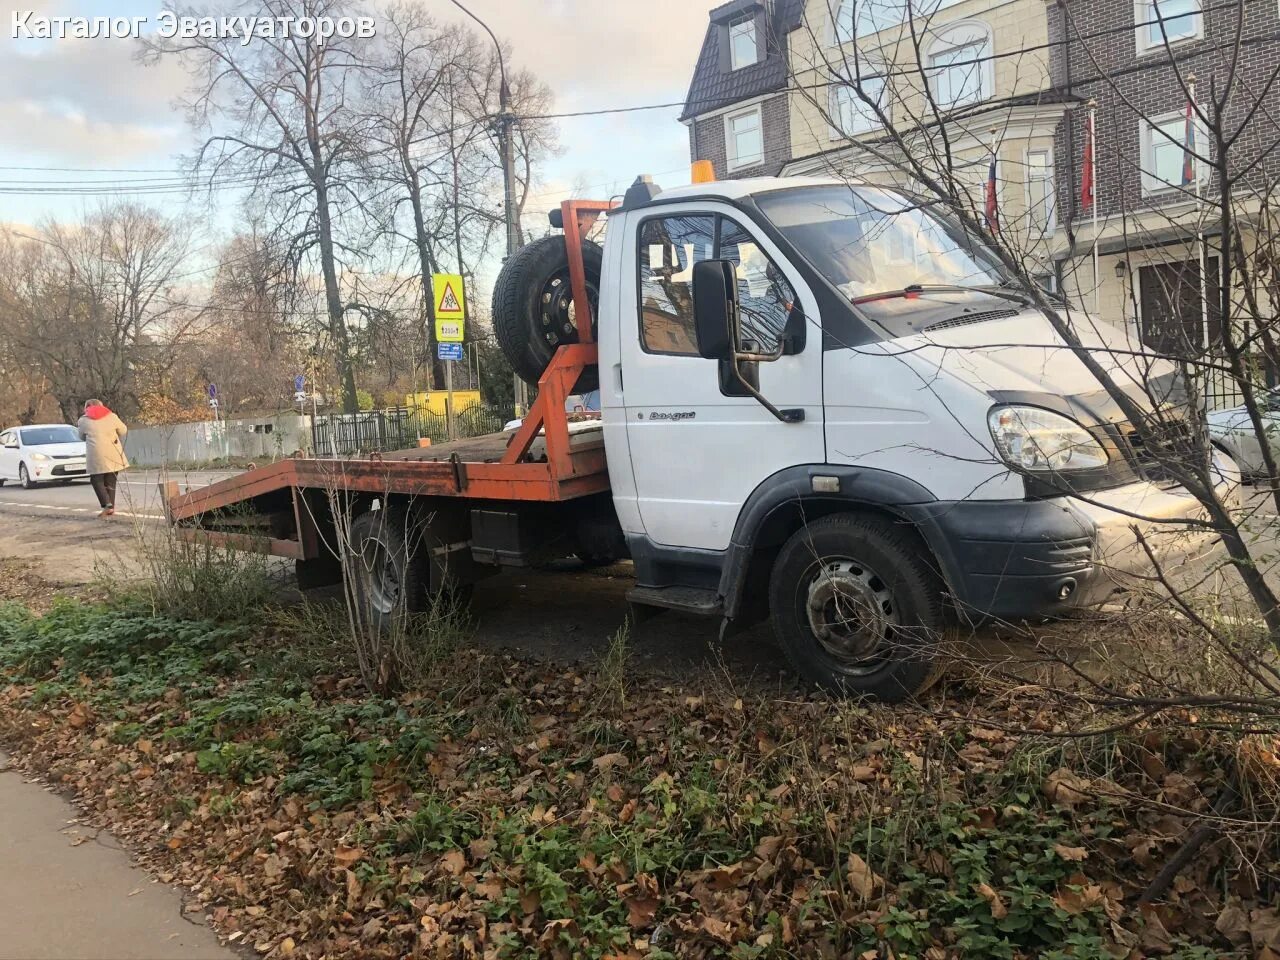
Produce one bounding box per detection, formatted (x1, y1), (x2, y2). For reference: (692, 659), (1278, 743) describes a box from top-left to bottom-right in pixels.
(718, 218), (797, 353)
(638, 213), (800, 357)
(0, 432), (10, 447)
(638, 215), (715, 356)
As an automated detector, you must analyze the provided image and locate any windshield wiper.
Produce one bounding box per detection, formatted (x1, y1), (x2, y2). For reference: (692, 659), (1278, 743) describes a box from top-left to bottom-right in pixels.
(852, 283), (1032, 306)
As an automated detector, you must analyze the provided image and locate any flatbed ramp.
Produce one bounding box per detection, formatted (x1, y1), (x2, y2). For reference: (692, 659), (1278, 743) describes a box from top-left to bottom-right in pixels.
(166, 357), (608, 563)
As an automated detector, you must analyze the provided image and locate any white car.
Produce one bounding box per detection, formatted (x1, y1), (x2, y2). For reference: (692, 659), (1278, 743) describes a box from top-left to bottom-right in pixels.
(0, 424), (89, 488)
(1207, 393), (1280, 478)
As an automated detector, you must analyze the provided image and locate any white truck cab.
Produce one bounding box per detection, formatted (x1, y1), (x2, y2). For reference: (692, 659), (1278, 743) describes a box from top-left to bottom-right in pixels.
(588, 176), (1237, 697)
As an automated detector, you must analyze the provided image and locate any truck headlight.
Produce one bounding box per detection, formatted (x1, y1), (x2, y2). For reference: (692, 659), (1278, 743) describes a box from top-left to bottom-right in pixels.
(30, 452), (49, 461)
(988, 405), (1108, 472)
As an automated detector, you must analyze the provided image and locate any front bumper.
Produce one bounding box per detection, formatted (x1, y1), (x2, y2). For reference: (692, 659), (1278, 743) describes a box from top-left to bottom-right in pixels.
(908, 454), (1241, 620)
(29, 460), (88, 480)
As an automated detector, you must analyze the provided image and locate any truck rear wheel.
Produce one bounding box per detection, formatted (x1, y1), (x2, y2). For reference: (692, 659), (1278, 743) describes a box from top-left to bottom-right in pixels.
(491, 236), (602, 391)
(347, 506), (472, 631)
(349, 507), (427, 631)
(768, 513), (944, 702)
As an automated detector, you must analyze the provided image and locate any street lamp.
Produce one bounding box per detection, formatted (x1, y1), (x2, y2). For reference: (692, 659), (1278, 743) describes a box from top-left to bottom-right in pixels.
(448, 0), (528, 416)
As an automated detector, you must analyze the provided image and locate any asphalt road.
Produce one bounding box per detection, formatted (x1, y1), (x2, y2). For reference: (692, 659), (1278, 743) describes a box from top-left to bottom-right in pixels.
(0, 470), (238, 520)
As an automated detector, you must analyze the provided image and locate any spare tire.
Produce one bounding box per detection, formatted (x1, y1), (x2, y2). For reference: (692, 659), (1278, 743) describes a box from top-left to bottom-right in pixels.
(491, 236), (602, 391)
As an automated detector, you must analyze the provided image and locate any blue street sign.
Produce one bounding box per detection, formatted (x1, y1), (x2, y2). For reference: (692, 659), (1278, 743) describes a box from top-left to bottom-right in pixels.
(294, 374), (305, 392)
(437, 342), (464, 361)
(208, 383), (217, 399)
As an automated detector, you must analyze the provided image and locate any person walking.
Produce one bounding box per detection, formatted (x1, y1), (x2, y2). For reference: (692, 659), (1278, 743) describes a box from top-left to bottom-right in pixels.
(77, 399), (129, 518)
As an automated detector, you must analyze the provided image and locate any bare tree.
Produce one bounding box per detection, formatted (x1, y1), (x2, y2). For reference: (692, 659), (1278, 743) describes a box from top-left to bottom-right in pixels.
(0, 206), (193, 420)
(141, 0), (367, 413)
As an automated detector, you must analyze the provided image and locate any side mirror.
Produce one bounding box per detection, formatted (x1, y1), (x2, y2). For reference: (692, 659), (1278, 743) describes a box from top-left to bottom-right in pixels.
(692, 259), (737, 361)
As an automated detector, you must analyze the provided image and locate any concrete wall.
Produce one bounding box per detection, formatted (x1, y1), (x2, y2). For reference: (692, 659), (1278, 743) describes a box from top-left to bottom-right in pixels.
(124, 414), (312, 467)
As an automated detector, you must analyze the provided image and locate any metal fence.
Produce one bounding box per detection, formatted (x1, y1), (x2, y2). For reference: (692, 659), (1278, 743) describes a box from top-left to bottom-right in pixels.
(310, 404), (512, 457)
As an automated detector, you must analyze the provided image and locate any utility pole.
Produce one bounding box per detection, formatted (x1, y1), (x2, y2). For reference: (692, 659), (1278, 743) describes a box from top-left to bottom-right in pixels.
(449, 0), (526, 415)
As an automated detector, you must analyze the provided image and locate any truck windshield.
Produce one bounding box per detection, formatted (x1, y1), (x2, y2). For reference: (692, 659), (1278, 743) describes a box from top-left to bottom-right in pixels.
(20, 426), (79, 445)
(756, 185), (1009, 303)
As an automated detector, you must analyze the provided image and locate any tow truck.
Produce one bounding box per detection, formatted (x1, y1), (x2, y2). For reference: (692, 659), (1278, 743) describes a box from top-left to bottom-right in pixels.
(166, 175), (1238, 701)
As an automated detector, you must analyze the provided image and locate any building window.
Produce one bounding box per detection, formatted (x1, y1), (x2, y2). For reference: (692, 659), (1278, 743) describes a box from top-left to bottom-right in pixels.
(1141, 109), (1207, 195)
(725, 105), (764, 171)
(1025, 149), (1056, 238)
(830, 76), (887, 138)
(1136, 0), (1202, 52)
(835, 0), (937, 42)
(729, 15), (758, 70)
(925, 22), (992, 109)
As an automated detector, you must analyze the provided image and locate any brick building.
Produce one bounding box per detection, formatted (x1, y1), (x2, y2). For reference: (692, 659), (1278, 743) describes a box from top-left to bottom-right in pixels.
(1048, 0), (1280, 370)
(681, 0), (805, 179)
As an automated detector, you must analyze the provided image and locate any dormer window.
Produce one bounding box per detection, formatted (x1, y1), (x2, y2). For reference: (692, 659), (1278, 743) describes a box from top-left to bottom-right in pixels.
(729, 14), (758, 70)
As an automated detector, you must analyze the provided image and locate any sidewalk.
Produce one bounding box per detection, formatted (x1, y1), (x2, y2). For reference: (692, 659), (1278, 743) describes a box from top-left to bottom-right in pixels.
(0, 752), (235, 960)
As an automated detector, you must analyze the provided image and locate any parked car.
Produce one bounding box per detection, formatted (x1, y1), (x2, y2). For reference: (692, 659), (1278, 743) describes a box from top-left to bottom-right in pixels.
(0, 424), (89, 488)
(1208, 391), (1280, 478)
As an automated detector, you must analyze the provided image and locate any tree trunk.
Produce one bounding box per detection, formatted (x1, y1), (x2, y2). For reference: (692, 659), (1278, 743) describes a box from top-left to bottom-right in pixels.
(313, 176), (358, 414)
(408, 179), (445, 390)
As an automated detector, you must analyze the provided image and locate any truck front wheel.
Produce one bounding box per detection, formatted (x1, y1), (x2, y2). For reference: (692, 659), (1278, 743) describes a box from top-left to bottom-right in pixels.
(768, 513), (944, 702)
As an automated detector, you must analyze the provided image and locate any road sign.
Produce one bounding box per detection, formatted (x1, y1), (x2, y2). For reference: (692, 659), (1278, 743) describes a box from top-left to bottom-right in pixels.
(437, 342), (464, 361)
(432, 273), (466, 343)
(294, 374), (305, 393)
(208, 383), (217, 399)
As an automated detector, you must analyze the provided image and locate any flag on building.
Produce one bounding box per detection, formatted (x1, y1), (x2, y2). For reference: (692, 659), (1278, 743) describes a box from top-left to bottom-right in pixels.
(1081, 110), (1095, 210)
(984, 149), (999, 233)
(1181, 99), (1197, 186)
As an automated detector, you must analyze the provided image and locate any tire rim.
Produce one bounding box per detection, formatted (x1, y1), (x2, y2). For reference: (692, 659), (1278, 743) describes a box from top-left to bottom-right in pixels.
(539, 270), (599, 348)
(804, 557), (897, 674)
(359, 534), (401, 615)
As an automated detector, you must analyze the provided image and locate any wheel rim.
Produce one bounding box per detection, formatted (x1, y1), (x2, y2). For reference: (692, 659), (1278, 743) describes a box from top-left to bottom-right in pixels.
(20, 466), (28, 484)
(539, 269), (599, 348)
(359, 534), (401, 615)
(804, 557), (898, 675)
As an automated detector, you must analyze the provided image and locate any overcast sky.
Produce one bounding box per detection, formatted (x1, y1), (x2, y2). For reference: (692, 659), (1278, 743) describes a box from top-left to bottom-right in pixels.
(0, 0), (708, 249)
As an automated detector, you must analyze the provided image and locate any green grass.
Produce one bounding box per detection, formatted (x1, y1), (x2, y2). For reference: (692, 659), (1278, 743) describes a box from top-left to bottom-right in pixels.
(0, 598), (1265, 959)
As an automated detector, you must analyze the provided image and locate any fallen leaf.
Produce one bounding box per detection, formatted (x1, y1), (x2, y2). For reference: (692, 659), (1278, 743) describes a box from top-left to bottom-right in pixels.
(699, 915), (732, 943)
(846, 853), (881, 901)
(623, 894), (659, 929)
(973, 881), (1008, 920)
(1053, 843), (1087, 862)
(1216, 902), (1251, 944)
(333, 845), (364, 868)
(1253, 907), (1280, 951)
(1043, 767), (1091, 809)
(439, 849), (466, 875)
(592, 752), (628, 772)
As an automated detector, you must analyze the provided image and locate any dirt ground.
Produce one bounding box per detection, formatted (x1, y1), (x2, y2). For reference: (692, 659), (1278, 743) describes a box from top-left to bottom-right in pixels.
(0, 505), (1138, 701)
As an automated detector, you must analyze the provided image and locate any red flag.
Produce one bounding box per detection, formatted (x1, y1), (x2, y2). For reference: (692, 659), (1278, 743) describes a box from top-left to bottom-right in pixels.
(1081, 111), (1095, 210)
(984, 152), (999, 233)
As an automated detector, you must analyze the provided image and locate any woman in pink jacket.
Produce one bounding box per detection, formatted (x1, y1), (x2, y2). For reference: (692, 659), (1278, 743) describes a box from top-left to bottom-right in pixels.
(76, 399), (129, 518)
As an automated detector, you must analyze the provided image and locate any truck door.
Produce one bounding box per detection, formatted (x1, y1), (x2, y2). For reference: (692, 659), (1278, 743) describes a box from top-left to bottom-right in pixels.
(619, 203), (825, 551)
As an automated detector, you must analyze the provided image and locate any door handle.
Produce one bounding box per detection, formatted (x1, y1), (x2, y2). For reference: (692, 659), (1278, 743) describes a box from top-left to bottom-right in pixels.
(613, 363), (623, 393)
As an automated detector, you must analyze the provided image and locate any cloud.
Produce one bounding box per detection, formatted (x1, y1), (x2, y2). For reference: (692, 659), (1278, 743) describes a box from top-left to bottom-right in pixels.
(0, 13), (188, 163)
(446, 0), (709, 110)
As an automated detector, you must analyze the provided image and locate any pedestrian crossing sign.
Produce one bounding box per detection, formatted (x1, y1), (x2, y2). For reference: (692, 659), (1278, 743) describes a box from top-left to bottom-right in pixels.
(432, 273), (466, 343)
